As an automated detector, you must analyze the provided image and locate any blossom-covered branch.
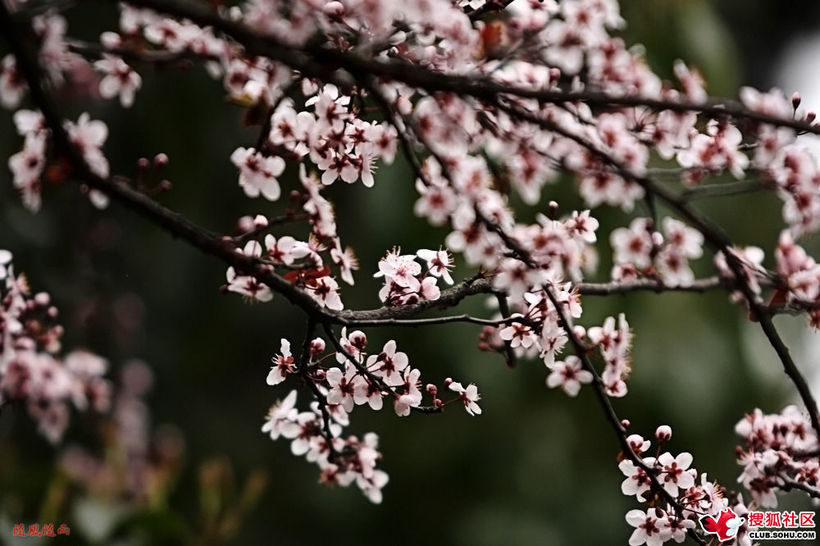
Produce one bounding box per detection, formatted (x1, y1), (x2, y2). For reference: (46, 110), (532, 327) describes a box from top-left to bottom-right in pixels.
(2, 0), (819, 543)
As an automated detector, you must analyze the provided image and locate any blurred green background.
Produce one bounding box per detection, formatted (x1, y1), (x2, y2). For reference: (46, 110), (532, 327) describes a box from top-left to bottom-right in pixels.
(1, 1), (819, 544)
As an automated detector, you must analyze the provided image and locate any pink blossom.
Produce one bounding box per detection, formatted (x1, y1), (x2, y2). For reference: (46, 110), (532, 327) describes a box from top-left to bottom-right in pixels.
(619, 457), (656, 501)
(625, 508), (671, 546)
(366, 340), (409, 387)
(94, 54), (142, 107)
(546, 356), (593, 397)
(0, 54), (25, 108)
(230, 147), (285, 201)
(416, 248), (454, 285)
(326, 364), (362, 412)
(657, 451), (695, 496)
(267, 339), (295, 386)
(65, 113), (109, 179)
(448, 381), (482, 416)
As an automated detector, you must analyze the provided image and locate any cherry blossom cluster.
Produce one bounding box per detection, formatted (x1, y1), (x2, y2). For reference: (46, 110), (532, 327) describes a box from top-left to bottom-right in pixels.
(611, 217), (704, 286)
(374, 248), (453, 305)
(0, 251), (111, 442)
(740, 89), (820, 237)
(225, 167), (360, 309)
(620, 425), (752, 546)
(3, 0), (820, 537)
(775, 231), (820, 327)
(8, 108), (110, 212)
(714, 237), (820, 329)
(262, 388), (390, 503)
(0, 10), (90, 109)
(59, 360), (183, 503)
(232, 82), (399, 199)
(483, 281), (632, 398)
(262, 332), (481, 502)
(735, 406), (819, 508)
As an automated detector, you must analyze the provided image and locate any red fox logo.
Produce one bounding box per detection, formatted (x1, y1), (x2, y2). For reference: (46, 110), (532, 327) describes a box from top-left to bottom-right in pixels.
(699, 508), (744, 542)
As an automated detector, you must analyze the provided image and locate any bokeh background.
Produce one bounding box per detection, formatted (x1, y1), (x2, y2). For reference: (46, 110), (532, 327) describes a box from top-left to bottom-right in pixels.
(1, 1), (819, 544)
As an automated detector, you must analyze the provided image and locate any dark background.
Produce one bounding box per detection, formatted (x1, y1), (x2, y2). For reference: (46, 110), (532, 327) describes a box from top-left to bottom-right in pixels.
(1, 1), (819, 544)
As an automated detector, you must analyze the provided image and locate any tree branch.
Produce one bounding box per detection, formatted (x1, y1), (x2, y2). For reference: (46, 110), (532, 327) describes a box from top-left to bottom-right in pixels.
(116, 0), (820, 137)
(496, 99), (820, 437)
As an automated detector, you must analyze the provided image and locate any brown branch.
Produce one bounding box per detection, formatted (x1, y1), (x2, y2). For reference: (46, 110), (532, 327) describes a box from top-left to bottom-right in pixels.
(320, 322), (441, 414)
(780, 479), (820, 501)
(2, 0), (813, 522)
(495, 99), (820, 437)
(489, 233), (707, 543)
(297, 318), (342, 462)
(116, 0), (820, 137)
(68, 40), (220, 65)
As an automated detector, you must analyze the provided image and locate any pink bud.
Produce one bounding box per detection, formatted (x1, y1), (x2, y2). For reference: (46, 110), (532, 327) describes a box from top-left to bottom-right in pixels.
(137, 157), (150, 170)
(655, 425), (672, 443)
(443, 377), (453, 388)
(426, 384), (437, 396)
(621, 419), (631, 429)
(153, 153), (169, 167)
(237, 215), (254, 233)
(100, 31), (122, 49)
(626, 434), (649, 454)
(792, 92), (801, 110)
(323, 1), (344, 17)
(310, 338), (326, 355)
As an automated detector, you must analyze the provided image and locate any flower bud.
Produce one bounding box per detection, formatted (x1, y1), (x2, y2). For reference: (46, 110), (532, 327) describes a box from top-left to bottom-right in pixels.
(655, 425), (672, 443)
(237, 215), (255, 233)
(253, 214), (269, 228)
(310, 338), (326, 355)
(626, 433), (649, 454)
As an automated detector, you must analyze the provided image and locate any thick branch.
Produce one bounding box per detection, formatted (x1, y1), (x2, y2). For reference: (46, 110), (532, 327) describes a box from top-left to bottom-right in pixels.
(118, 0), (820, 137)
